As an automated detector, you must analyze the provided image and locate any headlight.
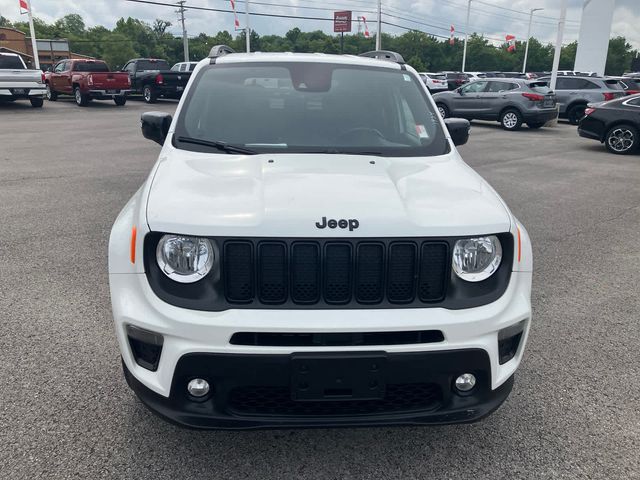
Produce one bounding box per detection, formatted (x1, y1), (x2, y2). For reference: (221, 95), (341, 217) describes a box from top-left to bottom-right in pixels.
(452, 236), (502, 282)
(156, 235), (214, 283)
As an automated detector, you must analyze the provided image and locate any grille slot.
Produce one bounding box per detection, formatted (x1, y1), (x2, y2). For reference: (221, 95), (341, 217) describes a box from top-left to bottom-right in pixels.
(222, 239), (449, 306)
(224, 242), (254, 303)
(324, 243), (352, 304)
(291, 243), (320, 304)
(418, 243), (448, 302)
(387, 243), (417, 303)
(258, 242), (287, 304)
(355, 243), (385, 304)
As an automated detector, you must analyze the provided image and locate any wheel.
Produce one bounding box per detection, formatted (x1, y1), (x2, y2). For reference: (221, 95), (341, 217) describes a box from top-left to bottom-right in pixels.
(527, 122), (545, 129)
(114, 95), (127, 106)
(74, 87), (89, 107)
(436, 103), (449, 119)
(500, 109), (523, 131)
(143, 85), (157, 104)
(567, 104), (586, 125)
(30, 97), (44, 108)
(604, 124), (639, 155)
(46, 84), (57, 101)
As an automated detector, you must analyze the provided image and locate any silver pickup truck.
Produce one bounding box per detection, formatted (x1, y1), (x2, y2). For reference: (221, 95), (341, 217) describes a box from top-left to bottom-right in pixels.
(0, 53), (46, 108)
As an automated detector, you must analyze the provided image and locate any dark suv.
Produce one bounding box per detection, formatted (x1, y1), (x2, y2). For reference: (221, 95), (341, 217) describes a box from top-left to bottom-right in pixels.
(433, 78), (558, 130)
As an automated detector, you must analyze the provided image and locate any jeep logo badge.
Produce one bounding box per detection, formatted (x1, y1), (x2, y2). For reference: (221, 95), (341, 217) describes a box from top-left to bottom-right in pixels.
(315, 216), (359, 231)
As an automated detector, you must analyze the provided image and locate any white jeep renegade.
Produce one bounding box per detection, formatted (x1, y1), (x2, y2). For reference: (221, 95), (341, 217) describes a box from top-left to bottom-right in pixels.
(108, 46), (532, 429)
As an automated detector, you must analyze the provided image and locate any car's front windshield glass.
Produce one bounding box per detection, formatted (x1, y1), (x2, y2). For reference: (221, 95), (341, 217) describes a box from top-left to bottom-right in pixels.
(175, 62), (448, 157)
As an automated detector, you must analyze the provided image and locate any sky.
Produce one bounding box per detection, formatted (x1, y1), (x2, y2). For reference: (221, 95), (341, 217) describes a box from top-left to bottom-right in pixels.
(0, 0), (638, 50)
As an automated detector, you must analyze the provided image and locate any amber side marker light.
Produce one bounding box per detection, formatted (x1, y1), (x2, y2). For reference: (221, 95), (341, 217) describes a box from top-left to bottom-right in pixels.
(516, 226), (522, 263)
(130, 226), (137, 264)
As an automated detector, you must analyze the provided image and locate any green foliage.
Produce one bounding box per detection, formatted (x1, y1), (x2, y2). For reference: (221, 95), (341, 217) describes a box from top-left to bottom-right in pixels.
(1, 15), (637, 75)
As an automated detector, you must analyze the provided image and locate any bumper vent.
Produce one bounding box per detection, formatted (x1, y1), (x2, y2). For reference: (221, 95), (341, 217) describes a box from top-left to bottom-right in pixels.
(228, 383), (442, 416)
(223, 239), (449, 306)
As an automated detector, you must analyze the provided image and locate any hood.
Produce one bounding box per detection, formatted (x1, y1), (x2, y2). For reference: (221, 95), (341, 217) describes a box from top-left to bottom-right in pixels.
(146, 148), (512, 237)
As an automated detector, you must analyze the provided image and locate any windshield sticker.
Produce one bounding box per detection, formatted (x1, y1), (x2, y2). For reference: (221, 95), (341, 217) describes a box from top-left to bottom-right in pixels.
(416, 125), (429, 138)
(403, 74), (412, 82)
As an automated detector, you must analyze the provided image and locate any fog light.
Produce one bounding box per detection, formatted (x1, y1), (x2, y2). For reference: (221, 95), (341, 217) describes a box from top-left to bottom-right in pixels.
(455, 373), (476, 392)
(187, 378), (210, 397)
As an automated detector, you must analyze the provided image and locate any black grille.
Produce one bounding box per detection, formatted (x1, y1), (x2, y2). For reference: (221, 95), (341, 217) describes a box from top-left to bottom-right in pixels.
(223, 240), (449, 306)
(230, 330), (445, 346)
(228, 383), (442, 416)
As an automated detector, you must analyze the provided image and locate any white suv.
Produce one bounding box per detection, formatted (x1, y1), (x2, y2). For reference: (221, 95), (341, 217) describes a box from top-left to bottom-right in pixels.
(109, 46), (532, 429)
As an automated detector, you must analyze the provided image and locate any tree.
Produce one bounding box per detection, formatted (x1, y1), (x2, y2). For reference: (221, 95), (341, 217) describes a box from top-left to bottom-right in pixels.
(153, 19), (172, 36)
(53, 14), (85, 36)
(605, 36), (636, 75)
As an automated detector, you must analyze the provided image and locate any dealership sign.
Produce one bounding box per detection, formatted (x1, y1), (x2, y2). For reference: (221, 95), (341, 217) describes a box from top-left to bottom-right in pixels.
(334, 11), (352, 33)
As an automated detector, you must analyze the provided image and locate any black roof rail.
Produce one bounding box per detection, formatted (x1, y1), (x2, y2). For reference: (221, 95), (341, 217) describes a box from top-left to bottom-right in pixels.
(208, 45), (235, 61)
(359, 50), (406, 64)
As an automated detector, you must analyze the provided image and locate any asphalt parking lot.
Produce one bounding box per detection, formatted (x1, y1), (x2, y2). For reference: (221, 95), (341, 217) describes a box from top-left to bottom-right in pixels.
(1, 98), (639, 479)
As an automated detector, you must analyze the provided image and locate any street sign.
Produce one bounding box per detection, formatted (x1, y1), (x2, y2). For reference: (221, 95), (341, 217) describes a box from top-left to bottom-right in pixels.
(334, 11), (352, 33)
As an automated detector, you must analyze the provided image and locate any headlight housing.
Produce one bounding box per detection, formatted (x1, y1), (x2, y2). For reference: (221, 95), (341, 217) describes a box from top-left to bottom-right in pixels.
(156, 235), (214, 283)
(452, 236), (502, 282)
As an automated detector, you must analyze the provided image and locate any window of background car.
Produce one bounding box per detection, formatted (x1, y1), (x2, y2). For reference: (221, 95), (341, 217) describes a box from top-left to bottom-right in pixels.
(627, 97), (640, 106)
(486, 81), (517, 92)
(73, 62), (109, 72)
(603, 79), (623, 90)
(461, 81), (488, 93)
(0, 55), (24, 69)
(137, 60), (170, 71)
(175, 63), (449, 157)
(528, 81), (552, 94)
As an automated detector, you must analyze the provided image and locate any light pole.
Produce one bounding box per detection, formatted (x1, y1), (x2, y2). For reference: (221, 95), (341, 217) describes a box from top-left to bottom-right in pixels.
(522, 8), (544, 74)
(376, 0), (382, 50)
(461, 0), (471, 72)
(550, 0), (568, 92)
(245, 0), (251, 53)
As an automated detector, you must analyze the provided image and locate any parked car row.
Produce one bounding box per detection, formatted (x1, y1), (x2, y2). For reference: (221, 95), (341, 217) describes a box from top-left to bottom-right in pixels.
(0, 52), (193, 108)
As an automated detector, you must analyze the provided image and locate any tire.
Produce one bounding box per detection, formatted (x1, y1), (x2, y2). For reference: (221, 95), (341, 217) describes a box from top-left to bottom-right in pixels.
(114, 95), (127, 106)
(604, 124), (639, 155)
(436, 103), (449, 119)
(74, 87), (89, 107)
(46, 84), (57, 101)
(143, 85), (157, 104)
(527, 122), (545, 129)
(500, 109), (523, 131)
(567, 104), (586, 125)
(30, 97), (44, 108)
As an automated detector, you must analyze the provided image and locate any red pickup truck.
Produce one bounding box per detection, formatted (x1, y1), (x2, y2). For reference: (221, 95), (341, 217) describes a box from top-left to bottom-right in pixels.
(45, 59), (131, 107)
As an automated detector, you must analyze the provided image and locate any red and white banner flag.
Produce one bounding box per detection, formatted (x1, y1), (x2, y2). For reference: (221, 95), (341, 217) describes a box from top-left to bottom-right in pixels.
(506, 34), (516, 52)
(450, 25), (455, 45)
(19, 0), (29, 14)
(229, 0), (240, 29)
(360, 16), (370, 38)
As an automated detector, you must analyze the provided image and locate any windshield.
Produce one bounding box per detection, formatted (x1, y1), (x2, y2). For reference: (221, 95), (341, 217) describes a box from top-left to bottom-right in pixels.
(137, 60), (170, 71)
(175, 62), (448, 157)
(74, 62), (109, 72)
(0, 55), (25, 69)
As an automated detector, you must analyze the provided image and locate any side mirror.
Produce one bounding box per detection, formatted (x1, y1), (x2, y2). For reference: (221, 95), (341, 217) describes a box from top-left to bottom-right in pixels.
(458, 89), (465, 96)
(141, 112), (172, 146)
(444, 118), (470, 146)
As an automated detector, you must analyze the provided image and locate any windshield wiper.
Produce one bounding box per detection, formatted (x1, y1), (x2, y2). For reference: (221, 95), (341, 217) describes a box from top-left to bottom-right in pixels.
(176, 136), (258, 155)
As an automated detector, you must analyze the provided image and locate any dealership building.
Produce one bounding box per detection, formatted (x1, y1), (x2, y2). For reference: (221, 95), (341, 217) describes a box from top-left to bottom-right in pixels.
(0, 26), (93, 70)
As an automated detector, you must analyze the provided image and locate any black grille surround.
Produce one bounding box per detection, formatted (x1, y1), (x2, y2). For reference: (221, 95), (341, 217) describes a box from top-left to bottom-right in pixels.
(144, 233), (513, 311)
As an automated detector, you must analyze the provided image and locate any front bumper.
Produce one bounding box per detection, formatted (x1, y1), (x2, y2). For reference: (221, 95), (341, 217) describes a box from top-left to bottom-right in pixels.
(110, 267), (532, 428)
(124, 350), (515, 429)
